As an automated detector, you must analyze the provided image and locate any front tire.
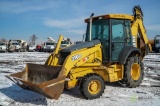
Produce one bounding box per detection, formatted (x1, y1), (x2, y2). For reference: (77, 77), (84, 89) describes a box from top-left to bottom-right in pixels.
(123, 56), (144, 87)
(79, 73), (105, 99)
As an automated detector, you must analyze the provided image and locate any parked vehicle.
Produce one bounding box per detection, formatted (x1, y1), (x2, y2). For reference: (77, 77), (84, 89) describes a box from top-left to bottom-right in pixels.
(44, 42), (56, 52)
(41, 37), (57, 52)
(8, 40), (27, 52)
(0, 42), (7, 52)
(149, 35), (160, 52)
(8, 41), (20, 52)
(36, 45), (41, 52)
(28, 45), (36, 52)
(60, 38), (72, 48)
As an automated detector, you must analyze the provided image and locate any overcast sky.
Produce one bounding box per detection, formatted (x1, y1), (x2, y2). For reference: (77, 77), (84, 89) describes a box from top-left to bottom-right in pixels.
(0, 0), (160, 44)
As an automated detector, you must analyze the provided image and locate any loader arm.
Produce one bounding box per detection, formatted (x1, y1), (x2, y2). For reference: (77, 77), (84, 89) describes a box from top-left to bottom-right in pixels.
(45, 35), (63, 66)
(131, 5), (152, 57)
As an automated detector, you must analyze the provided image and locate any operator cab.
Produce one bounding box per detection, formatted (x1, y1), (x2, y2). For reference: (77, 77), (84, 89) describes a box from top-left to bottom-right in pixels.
(85, 14), (133, 63)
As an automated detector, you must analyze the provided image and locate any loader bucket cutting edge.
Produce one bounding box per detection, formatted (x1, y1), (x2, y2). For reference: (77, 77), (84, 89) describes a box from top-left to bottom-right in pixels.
(6, 63), (66, 100)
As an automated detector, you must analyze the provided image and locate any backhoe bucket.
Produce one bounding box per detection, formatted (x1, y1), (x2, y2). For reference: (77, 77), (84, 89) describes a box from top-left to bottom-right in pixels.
(6, 63), (65, 100)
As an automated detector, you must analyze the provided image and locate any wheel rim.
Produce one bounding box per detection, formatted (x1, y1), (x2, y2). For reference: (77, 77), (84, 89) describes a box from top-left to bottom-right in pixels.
(131, 63), (140, 80)
(88, 80), (101, 95)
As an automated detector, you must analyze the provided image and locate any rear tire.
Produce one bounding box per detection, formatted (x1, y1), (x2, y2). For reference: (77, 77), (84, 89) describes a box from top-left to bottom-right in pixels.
(79, 73), (105, 99)
(122, 56), (144, 87)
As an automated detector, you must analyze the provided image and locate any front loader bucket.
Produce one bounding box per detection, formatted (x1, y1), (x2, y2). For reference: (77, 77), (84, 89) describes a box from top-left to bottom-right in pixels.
(6, 63), (65, 100)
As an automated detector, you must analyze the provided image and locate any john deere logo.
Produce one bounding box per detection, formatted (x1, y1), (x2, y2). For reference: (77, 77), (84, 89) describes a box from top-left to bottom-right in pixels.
(72, 54), (81, 61)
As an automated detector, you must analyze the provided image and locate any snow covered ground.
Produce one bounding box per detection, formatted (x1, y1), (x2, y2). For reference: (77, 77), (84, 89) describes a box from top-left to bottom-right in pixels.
(0, 52), (160, 106)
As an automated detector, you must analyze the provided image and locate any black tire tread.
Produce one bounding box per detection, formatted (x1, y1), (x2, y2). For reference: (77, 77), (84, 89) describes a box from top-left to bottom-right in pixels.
(124, 56), (144, 88)
(79, 73), (105, 99)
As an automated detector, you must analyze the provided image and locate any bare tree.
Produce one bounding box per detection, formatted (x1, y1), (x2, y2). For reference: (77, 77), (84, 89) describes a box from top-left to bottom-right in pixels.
(29, 34), (37, 45)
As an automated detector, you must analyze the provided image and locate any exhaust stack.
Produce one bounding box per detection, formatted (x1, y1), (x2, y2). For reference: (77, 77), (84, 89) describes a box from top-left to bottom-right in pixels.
(89, 13), (94, 41)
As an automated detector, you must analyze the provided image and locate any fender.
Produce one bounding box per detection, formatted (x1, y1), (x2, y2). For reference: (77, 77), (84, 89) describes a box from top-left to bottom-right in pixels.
(119, 46), (141, 64)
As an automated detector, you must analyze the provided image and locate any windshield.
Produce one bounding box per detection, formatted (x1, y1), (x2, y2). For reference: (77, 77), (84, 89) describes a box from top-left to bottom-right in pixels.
(0, 43), (5, 45)
(156, 39), (160, 44)
(85, 19), (109, 41)
(61, 41), (69, 44)
(46, 42), (55, 45)
(12, 43), (19, 45)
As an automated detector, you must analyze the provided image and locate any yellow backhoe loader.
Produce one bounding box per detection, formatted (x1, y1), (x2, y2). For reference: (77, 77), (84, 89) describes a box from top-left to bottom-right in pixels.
(7, 5), (151, 100)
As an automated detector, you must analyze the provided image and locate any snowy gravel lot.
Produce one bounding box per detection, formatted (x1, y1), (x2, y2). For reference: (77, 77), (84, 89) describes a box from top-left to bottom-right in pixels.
(0, 52), (160, 106)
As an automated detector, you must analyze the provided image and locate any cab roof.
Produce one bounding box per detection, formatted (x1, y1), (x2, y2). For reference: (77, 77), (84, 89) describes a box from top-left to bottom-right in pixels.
(85, 14), (134, 23)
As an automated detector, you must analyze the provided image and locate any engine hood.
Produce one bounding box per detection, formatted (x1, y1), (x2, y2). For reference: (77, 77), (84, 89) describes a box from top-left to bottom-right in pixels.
(60, 40), (101, 53)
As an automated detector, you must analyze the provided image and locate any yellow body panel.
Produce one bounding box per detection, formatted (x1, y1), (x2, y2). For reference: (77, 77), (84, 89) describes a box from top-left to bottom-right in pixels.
(65, 64), (124, 89)
(44, 35), (125, 89)
(59, 44), (102, 76)
(85, 14), (134, 22)
(108, 14), (133, 20)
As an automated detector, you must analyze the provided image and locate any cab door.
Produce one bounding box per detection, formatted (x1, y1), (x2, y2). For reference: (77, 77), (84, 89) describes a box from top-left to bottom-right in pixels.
(111, 19), (132, 61)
